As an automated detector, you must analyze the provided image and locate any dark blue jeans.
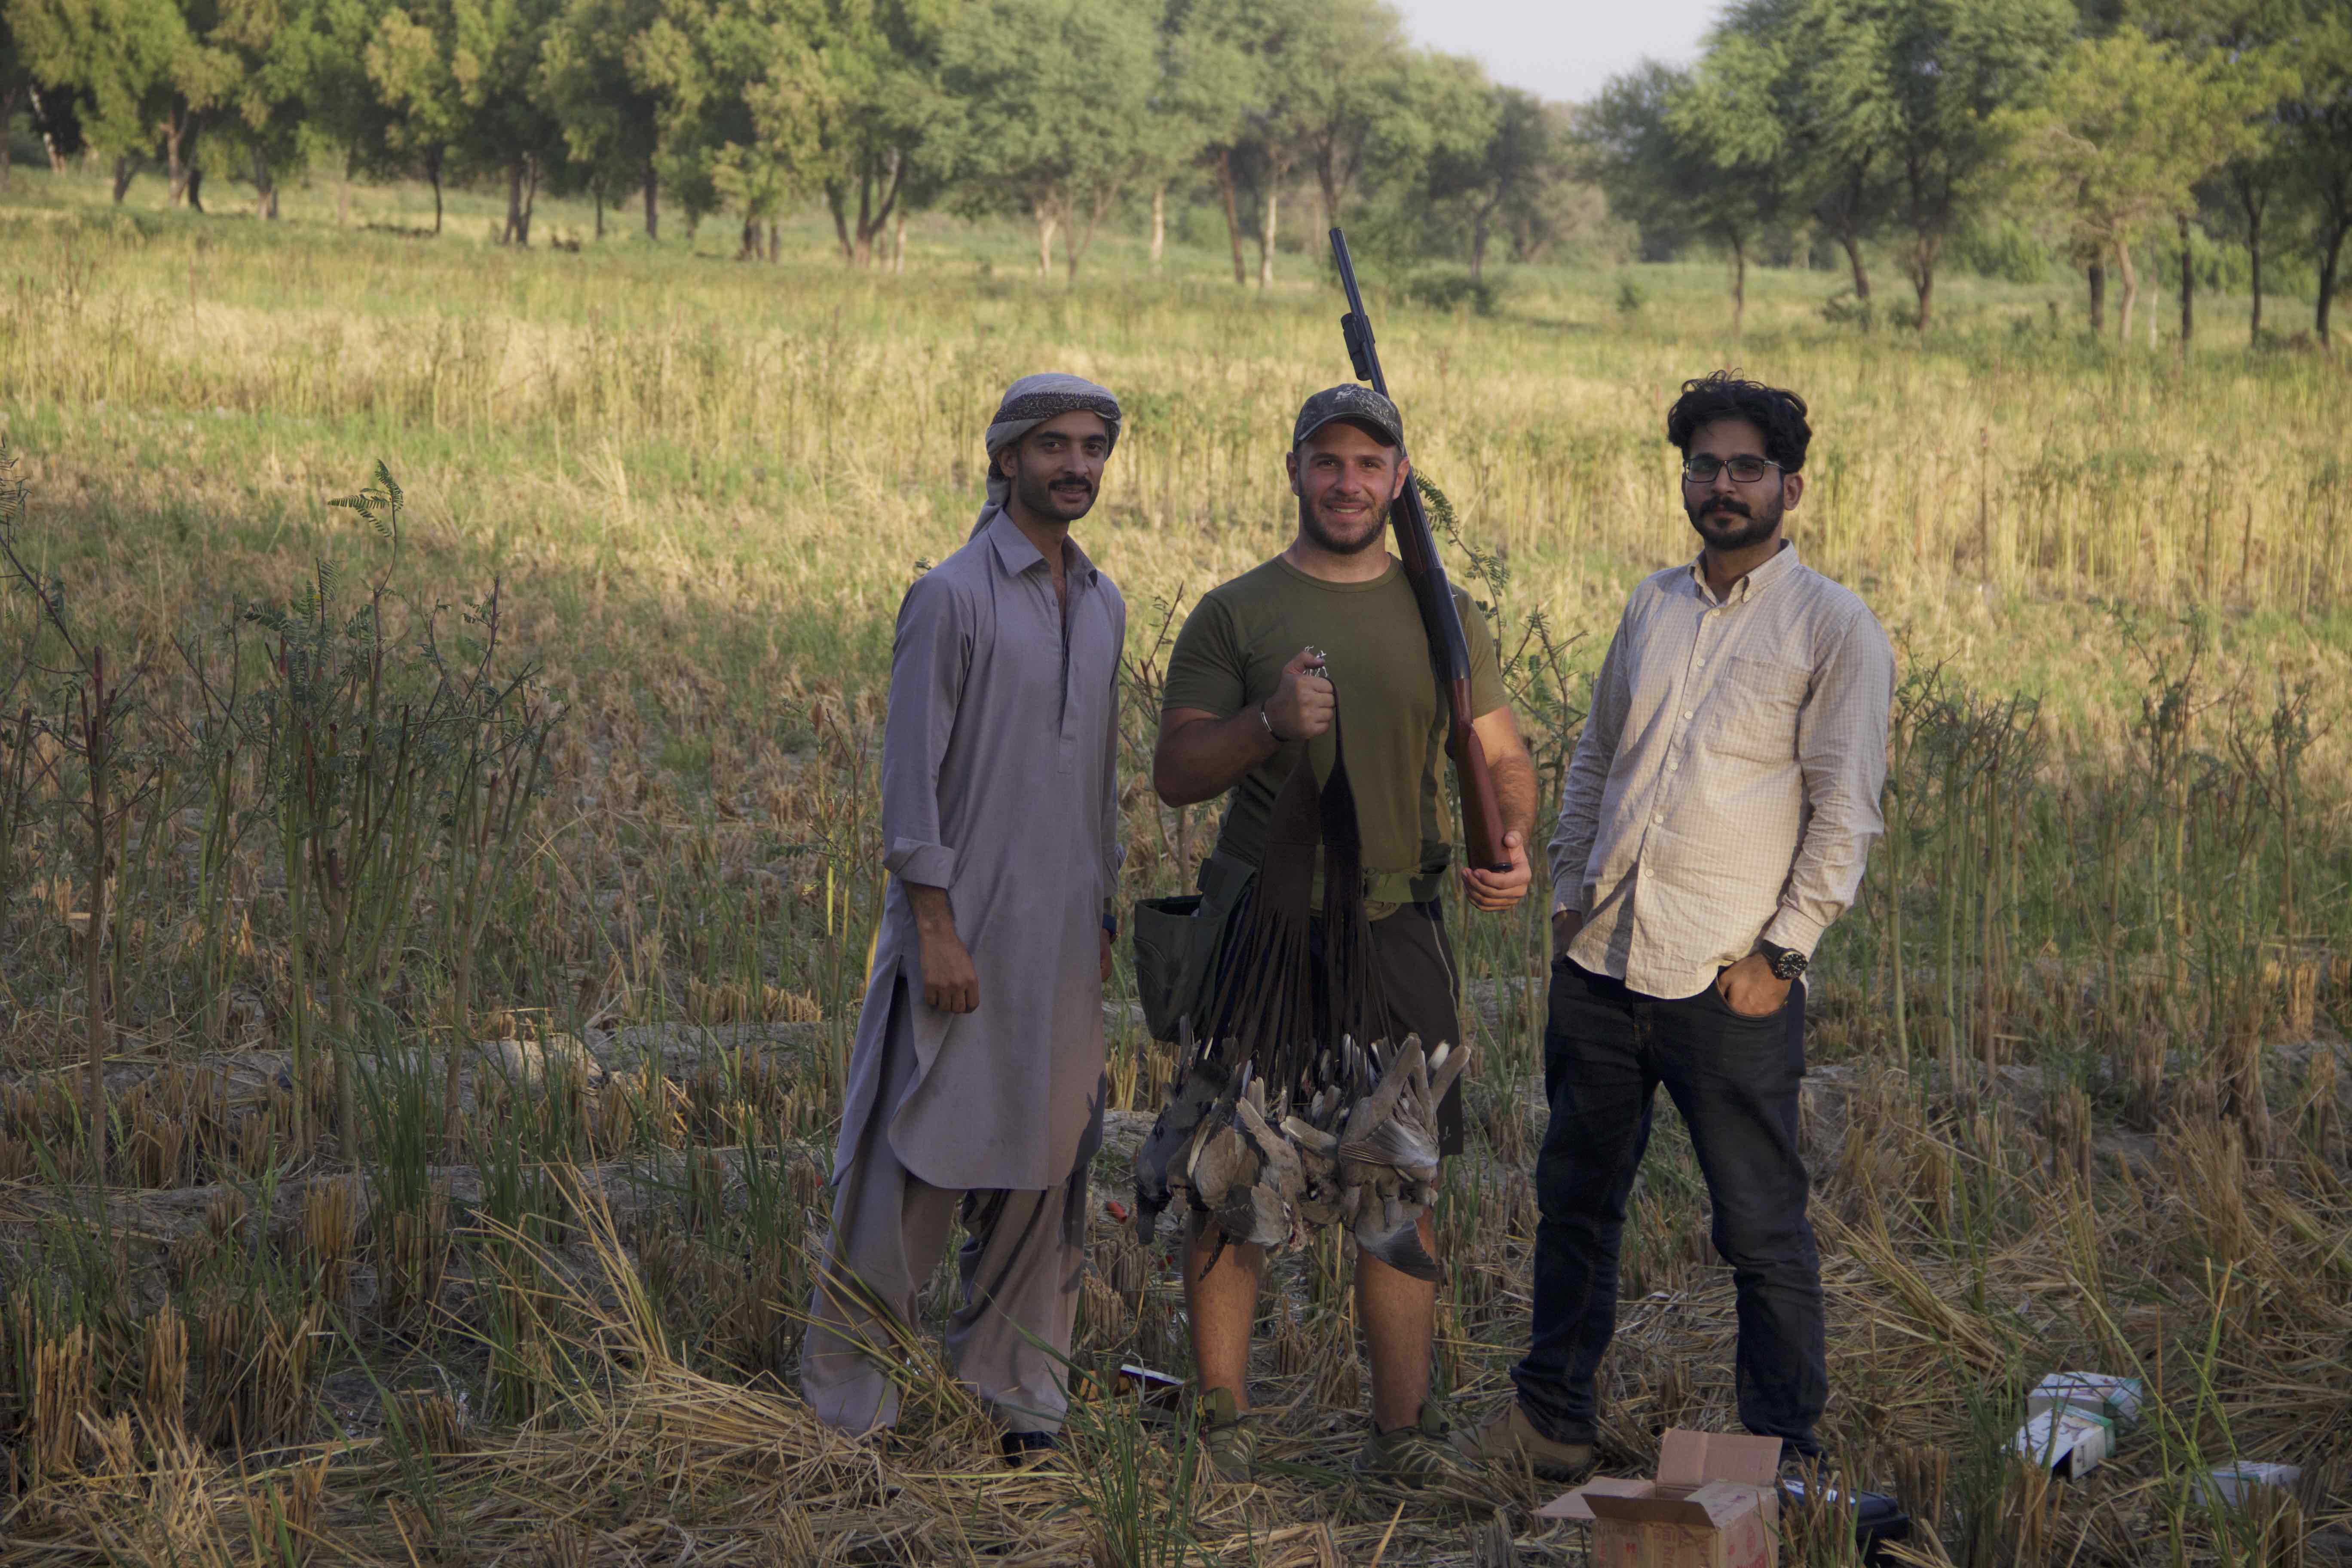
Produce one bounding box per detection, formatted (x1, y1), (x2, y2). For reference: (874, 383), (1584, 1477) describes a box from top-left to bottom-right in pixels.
(1511, 959), (1826, 1455)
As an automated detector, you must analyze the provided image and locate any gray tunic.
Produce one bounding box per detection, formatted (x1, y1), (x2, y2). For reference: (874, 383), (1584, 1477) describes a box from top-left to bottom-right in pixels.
(835, 509), (1125, 1194)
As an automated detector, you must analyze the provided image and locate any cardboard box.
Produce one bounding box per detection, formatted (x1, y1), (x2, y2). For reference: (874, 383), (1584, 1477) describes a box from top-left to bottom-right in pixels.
(2013, 1408), (2111, 1476)
(2026, 1372), (2144, 1431)
(1540, 1430), (1784, 1568)
(2191, 1461), (2304, 1509)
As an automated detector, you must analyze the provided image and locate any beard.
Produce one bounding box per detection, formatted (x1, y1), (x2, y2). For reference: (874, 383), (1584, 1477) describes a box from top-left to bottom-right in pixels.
(1685, 486), (1784, 551)
(1297, 490), (1389, 555)
(1011, 461), (1097, 523)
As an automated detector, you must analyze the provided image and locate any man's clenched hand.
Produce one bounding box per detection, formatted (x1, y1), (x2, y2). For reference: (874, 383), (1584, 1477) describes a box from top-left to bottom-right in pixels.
(1461, 827), (1532, 912)
(1262, 648), (1334, 743)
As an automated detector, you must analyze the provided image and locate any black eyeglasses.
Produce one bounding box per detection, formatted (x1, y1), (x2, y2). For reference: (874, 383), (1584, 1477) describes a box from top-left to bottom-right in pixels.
(1681, 455), (1783, 484)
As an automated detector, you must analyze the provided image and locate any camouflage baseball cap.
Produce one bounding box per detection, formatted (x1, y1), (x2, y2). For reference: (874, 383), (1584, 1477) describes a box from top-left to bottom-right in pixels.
(1292, 384), (1404, 450)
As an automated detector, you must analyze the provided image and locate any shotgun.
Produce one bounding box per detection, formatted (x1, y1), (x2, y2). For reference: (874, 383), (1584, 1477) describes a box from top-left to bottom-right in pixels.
(1327, 227), (1509, 874)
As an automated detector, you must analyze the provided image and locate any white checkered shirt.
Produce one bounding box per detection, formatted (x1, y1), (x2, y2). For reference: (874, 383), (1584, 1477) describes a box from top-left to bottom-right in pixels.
(1549, 542), (1894, 1000)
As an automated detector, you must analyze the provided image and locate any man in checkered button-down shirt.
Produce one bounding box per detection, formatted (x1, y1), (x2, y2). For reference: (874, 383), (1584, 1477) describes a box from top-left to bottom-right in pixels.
(1458, 372), (1894, 1479)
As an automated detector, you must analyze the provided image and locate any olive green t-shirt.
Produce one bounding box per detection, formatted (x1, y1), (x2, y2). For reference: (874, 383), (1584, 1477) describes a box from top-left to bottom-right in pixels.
(1162, 554), (1508, 907)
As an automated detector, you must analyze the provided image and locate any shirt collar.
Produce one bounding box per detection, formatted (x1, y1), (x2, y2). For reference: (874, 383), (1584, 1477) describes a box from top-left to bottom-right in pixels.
(984, 508), (1098, 586)
(1686, 537), (1801, 606)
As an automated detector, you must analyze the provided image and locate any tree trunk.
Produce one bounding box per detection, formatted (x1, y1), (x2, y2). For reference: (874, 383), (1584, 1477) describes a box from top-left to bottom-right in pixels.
(2319, 218), (2345, 348)
(1258, 184), (1277, 288)
(826, 182), (854, 261)
(26, 85), (69, 174)
(0, 88), (15, 193)
(892, 209), (906, 273)
(2088, 260), (2105, 331)
(1731, 232), (1747, 338)
(1470, 203), (1491, 284)
(2247, 201), (2263, 342)
(769, 221), (780, 264)
(858, 149), (906, 264)
(505, 156), (539, 246)
(1037, 206), (1057, 278)
(1150, 183), (1165, 271)
(2177, 212), (2193, 349)
(1839, 227), (1871, 302)
(1216, 149), (1246, 285)
(184, 165), (203, 213)
(740, 216), (760, 259)
(252, 147), (277, 220)
(1908, 246), (1936, 332)
(165, 109), (202, 208)
(428, 148), (443, 233)
(643, 159), (659, 239)
(2115, 236), (2138, 343)
(594, 183), (604, 240)
(111, 155), (135, 203)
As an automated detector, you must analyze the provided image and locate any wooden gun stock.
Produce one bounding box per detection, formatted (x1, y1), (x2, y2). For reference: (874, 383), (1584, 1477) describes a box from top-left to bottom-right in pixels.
(1446, 677), (1509, 873)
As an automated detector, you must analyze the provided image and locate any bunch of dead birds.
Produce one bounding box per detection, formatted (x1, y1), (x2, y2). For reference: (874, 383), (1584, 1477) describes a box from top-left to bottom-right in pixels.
(1132, 1029), (1472, 1280)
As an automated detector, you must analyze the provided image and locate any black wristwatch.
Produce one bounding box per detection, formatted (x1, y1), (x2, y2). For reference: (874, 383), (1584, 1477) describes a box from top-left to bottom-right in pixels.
(1757, 940), (1809, 982)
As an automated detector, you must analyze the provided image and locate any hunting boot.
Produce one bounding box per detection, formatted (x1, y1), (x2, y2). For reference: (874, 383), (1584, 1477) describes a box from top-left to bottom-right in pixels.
(1197, 1388), (1260, 1483)
(1357, 1399), (1471, 1486)
(1452, 1401), (1596, 1481)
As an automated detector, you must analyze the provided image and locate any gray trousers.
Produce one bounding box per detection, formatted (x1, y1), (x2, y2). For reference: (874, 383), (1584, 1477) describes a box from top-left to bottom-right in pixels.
(801, 982), (1093, 1435)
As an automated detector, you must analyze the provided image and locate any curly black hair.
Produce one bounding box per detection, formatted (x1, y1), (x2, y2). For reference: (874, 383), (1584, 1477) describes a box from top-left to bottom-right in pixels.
(1664, 371), (1812, 474)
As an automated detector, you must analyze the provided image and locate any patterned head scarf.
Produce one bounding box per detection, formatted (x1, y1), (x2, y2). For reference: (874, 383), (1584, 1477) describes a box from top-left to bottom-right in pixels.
(972, 372), (1123, 538)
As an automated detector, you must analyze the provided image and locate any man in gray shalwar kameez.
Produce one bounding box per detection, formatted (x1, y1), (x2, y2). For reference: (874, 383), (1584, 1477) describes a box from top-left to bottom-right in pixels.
(802, 373), (1126, 1462)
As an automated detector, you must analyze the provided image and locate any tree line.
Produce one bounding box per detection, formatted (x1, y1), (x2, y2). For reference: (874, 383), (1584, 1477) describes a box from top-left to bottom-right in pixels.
(1593, 0), (2352, 343)
(0, 0), (1581, 281)
(0, 0), (2345, 342)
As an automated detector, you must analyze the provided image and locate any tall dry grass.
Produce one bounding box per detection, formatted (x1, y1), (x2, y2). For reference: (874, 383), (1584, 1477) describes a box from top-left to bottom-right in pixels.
(0, 194), (2344, 1565)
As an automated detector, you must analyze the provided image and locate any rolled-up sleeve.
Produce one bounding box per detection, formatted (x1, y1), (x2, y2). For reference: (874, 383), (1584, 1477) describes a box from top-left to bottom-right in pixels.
(1547, 614), (1631, 910)
(881, 572), (972, 888)
(1763, 610), (1894, 956)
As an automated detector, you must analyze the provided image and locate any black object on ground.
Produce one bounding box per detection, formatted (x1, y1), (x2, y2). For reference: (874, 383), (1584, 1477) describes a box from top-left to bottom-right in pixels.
(1781, 1479), (1914, 1565)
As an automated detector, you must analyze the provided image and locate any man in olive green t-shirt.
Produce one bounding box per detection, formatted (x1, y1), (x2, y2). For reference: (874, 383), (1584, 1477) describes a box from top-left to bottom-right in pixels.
(1152, 384), (1538, 1485)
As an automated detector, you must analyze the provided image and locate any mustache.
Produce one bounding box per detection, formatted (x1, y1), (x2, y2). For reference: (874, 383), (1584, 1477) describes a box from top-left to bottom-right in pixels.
(1700, 498), (1751, 518)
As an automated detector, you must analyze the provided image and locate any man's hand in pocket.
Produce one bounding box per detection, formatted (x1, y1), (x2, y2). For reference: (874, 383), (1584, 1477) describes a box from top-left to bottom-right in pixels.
(1716, 953), (1792, 1018)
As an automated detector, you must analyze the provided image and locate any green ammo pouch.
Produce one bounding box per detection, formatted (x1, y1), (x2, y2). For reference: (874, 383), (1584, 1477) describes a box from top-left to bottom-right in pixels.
(1130, 894), (1203, 1042)
(1131, 852), (1256, 1042)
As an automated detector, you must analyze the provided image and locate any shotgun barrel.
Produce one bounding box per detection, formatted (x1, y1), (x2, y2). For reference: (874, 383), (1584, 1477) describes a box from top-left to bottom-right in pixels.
(1326, 227), (1508, 873)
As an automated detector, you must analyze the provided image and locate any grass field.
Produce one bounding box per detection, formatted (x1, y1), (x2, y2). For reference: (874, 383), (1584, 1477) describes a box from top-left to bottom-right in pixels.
(0, 160), (2349, 1566)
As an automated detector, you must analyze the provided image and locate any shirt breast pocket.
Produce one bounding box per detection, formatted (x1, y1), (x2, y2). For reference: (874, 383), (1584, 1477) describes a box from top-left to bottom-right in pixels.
(1715, 654), (1810, 764)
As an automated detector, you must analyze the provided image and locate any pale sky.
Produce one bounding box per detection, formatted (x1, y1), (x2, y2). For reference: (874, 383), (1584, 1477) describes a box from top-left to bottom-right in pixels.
(1390, 0), (1727, 105)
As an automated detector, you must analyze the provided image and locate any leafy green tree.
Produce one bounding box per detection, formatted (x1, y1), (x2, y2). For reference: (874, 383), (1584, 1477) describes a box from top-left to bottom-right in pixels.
(1590, 51), (1788, 335)
(1, 9), (30, 192)
(1287, 0), (1421, 233)
(364, 0), (467, 226)
(1726, 0), (1902, 306)
(1161, 0), (1272, 284)
(2001, 29), (2267, 342)
(12, 0), (231, 203)
(537, 0), (665, 234)
(788, 0), (953, 266)
(370, 0), (568, 241)
(938, 0), (1156, 279)
(2281, 16), (2352, 345)
(1825, 0), (2073, 330)
(1425, 82), (1571, 281)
